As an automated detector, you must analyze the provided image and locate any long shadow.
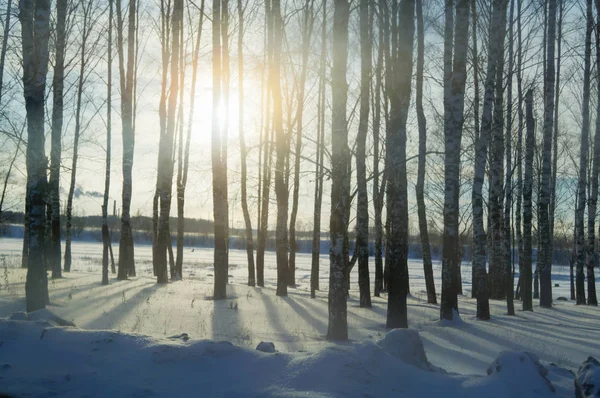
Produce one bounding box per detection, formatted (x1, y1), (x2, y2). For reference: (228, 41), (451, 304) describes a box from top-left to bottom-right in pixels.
(211, 285), (244, 344)
(279, 296), (327, 334)
(83, 281), (165, 330)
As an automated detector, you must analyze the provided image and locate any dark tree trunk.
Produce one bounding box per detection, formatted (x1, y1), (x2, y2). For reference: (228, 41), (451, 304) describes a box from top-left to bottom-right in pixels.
(327, 0), (350, 341)
(504, 0), (515, 315)
(522, 89), (534, 311)
(49, 0), (67, 279)
(116, 0), (137, 280)
(416, 0), (436, 305)
(20, 0), (51, 312)
(576, 0), (592, 305)
(587, 0), (600, 306)
(355, 0), (372, 308)
(538, 0), (556, 309)
(289, 0), (314, 288)
(270, 0), (288, 297)
(440, 0), (470, 321)
(311, 0), (327, 298)
(102, 0), (114, 286)
(384, 0), (415, 329)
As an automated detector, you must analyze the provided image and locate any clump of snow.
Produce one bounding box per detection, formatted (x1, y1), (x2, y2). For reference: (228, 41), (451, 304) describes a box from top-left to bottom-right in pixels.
(377, 328), (441, 371)
(9, 309), (75, 327)
(575, 356), (600, 398)
(463, 351), (556, 395)
(256, 341), (276, 353)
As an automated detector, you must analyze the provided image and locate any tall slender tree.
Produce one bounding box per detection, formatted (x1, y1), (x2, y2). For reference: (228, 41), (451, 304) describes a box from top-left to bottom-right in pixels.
(416, 0), (436, 305)
(538, 0), (556, 309)
(270, 0), (288, 297)
(212, 0), (229, 299)
(116, 0), (137, 280)
(589, 0), (600, 306)
(176, 0), (205, 281)
(385, 0), (415, 328)
(311, 0), (327, 298)
(20, 0), (51, 311)
(576, 0), (592, 305)
(355, 0), (372, 308)
(328, 0), (350, 341)
(49, 0), (67, 279)
(236, 0), (255, 287)
(102, 0), (114, 285)
(522, 88), (534, 311)
(289, 0), (314, 287)
(440, 0), (470, 321)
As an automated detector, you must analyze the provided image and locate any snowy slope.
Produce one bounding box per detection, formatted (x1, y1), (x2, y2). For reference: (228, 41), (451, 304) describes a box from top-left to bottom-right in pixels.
(0, 315), (573, 397)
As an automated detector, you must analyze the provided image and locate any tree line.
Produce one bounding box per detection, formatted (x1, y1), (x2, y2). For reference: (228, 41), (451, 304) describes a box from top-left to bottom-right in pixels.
(3, 0), (599, 339)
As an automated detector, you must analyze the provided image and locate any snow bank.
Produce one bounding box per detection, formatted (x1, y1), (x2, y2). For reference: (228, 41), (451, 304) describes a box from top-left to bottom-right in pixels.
(575, 357), (600, 398)
(0, 317), (574, 397)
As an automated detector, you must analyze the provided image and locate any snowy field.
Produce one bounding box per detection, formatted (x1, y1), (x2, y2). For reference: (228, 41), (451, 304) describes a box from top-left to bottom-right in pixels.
(1, 237), (599, 397)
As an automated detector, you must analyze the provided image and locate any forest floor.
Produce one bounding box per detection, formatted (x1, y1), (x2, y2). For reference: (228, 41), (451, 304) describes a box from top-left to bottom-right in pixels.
(0, 237), (598, 397)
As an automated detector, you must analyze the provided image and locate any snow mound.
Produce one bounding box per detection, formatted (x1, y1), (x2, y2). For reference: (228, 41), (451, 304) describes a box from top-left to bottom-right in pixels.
(463, 351), (556, 395)
(575, 356), (600, 398)
(0, 321), (568, 397)
(377, 328), (442, 371)
(9, 309), (75, 327)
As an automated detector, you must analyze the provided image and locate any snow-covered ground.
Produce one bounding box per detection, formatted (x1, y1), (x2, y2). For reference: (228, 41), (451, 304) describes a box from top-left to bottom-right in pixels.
(0, 237), (598, 397)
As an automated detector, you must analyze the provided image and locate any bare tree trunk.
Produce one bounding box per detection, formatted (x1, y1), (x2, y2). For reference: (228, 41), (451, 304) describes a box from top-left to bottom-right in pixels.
(372, 0), (384, 297)
(470, 0), (480, 299)
(20, 0), (51, 311)
(354, 0), (372, 308)
(472, 0), (507, 320)
(212, 0), (229, 299)
(488, 0), (507, 300)
(156, 0), (183, 284)
(47, 0), (66, 279)
(538, 0), (556, 309)
(311, 0), (326, 298)
(549, 0), (562, 279)
(235, 0), (255, 287)
(576, 0), (592, 305)
(415, 0), (436, 305)
(116, 0), (137, 280)
(441, 0), (470, 321)
(271, 0), (288, 297)
(65, 3), (94, 273)
(589, 0), (600, 306)
(328, 0), (350, 341)
(384, 0), (415, 328)
(102, 0), (114, 286)
(154, 0), (171, 279)
(515, 0), (523, 301)
(504, 0), (515, 315)
(256, 0), (273, 288)
(522, 88), (534, 311)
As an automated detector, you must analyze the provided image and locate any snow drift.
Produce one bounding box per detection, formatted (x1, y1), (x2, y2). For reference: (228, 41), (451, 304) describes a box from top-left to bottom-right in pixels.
(0, 311), (576, 397)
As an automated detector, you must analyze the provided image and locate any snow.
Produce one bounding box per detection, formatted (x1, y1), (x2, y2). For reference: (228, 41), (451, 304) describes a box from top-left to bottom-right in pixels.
(0, 237), (598, 397)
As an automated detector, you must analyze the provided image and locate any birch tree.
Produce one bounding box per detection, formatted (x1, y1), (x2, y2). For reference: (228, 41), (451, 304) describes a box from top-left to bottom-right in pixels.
(49, 0), (67, 279)
(522, 88), (534, 311)
(212, 0), (229, 299)
(440, 0), (470, 321)
(328, 0), (350, 340)
(355, 0), (371, 308)
(20, 0), (51, 311)
(116, 0), (138, 280)
(575, 0), (592, 305)
(538, 0), (556, 309)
